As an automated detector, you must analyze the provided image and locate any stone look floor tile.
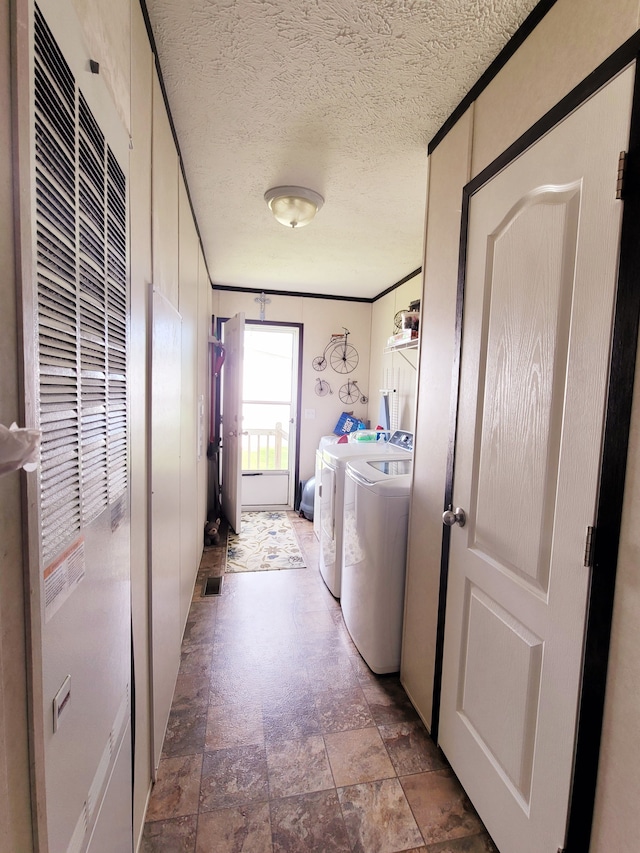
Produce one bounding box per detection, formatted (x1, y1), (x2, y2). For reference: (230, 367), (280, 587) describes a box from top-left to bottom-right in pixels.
(140, 814), (197, 852)
(324, 727), (396, 787)
(162, 707), (207, 758)
(338, 778), (424, 853)
(262, 695), (321, 743)
(426, 833), (498, 852)
(401, 769), (485, 845)
(314, 686), (374, 733)
(266, 734), (334, 798)
(182, 606), (217, 646)
(380, 720), (448, 776)
(363, 677), (421, 726)
(171, 672), (210, 712)
(308, 657), (362, 693)
(294, 608), (337, 635)
(195, 802), (272, 853)
(260, 667), (312, 700)
(270, 790), (351, 853)
(205, 702), (264, 750)
(145, 754), (202, 822)
(200, 744), (269, 811)
(144, 516), (497, 853)
(179, 643), (214, 679)
(209, 665), (263, 707)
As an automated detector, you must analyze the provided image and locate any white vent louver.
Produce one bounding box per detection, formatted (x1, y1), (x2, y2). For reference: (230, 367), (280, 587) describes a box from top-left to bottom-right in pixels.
(34, 6), (127, 562)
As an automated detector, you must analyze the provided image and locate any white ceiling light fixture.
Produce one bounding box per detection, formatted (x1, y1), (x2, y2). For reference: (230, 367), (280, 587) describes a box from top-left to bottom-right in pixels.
(264, 186), (324, 228)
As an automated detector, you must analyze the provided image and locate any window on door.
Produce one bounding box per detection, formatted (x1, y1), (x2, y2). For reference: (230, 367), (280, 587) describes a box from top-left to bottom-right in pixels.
(242, 326), (295, 469)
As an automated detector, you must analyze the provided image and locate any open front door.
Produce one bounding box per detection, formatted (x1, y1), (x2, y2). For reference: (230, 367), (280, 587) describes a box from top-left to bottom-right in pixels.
(240, 324), (300, 510)
(439, 67), (634, 853)
(221, 313), (244, 533)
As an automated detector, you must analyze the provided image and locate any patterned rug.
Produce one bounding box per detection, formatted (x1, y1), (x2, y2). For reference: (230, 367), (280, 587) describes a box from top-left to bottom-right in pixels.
(226, 512), (307, 572)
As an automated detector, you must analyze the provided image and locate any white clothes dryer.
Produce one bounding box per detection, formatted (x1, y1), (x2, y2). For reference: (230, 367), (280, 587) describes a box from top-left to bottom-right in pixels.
(341, 456), (413, 673)
(318, 430), (413, 597)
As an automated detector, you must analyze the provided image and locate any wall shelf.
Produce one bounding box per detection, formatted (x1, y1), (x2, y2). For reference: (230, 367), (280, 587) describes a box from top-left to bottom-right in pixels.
(384, 338), (419, 354)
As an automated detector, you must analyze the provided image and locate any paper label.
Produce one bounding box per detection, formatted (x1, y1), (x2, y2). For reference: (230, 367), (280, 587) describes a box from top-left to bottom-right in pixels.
(44, 538), (86, 621)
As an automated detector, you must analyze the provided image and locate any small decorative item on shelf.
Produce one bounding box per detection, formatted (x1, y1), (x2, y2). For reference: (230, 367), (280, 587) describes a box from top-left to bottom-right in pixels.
(392, 303), (420, 338)
(401, 309), (420, 334)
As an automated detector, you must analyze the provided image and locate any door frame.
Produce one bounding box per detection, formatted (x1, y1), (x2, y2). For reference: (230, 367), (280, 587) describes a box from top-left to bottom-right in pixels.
(431, 40), (640, 853)
(214, 317), (304, 512)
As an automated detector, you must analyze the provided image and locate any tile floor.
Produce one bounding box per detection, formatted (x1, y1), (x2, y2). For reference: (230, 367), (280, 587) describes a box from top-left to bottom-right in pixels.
(141, 513), (496, 853)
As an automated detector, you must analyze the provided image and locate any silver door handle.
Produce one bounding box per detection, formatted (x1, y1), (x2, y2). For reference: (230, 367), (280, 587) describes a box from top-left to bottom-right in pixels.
(442, 507), (467, 528)
(228, 430), (237, 437)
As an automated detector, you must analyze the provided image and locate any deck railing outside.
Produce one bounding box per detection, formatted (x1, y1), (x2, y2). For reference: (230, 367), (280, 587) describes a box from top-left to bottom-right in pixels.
(242, 423), (289, 471)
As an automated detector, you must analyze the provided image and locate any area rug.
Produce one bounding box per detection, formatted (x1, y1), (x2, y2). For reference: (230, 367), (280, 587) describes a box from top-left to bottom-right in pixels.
(226, 512), (307, 572)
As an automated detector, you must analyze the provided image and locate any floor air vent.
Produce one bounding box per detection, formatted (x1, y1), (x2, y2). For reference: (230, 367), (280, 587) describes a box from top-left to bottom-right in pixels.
(203, 576), (223, 597)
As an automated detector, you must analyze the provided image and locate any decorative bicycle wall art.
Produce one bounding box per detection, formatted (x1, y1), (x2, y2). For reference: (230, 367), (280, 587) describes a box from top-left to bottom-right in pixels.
(312, 328), (359, 374)
(339, 379), (367, 404)
(311, 328), (368, 404)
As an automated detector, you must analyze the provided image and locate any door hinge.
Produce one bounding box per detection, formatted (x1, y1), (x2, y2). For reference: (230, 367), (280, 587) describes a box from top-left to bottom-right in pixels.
(616, 150), (627, 200)
(584, 526), (595, 568)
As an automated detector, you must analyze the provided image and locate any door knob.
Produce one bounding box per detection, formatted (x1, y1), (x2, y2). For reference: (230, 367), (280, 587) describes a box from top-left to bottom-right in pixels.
(228, 430), (237, 437)
(442, 507), (467, 528)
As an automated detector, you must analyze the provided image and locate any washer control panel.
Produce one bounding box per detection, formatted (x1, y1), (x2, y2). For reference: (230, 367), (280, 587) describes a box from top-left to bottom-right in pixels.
(387, 430), (414, 452)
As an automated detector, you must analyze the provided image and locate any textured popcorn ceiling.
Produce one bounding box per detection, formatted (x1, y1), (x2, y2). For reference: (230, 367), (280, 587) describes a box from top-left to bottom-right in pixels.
(145, 0), (540, 299)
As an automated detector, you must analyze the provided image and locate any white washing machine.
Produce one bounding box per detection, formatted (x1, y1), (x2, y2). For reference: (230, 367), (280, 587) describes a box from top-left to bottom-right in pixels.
(318, 431), (413, 597)
(341, 456), (413, 673)
(313, 435), (340, 540)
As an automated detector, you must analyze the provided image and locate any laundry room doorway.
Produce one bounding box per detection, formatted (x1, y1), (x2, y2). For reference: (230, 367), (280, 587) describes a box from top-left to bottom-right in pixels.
(220, 319), (302, 512)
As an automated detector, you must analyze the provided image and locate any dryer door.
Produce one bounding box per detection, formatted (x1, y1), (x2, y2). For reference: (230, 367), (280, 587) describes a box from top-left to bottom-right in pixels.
(320, 463), (336, 573)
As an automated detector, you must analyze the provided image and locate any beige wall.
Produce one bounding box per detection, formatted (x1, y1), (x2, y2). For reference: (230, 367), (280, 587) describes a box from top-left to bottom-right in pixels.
(129, 1), (153, 842)
(401, 108), (473, 728)
(178, 180), (200, 627)
(592, 332), (640, 849)
(401, 0), (640, 850)
(473, 0), (640, 175)
(368, 275), (422, 436)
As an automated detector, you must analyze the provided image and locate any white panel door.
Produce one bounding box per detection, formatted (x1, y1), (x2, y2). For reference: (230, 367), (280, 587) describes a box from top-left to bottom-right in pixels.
(221, 313), (244, 533)
(439, 67), (635, 853)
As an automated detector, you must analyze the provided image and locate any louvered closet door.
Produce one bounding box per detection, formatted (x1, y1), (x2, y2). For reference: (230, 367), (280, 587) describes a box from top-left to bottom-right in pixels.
(26, 4), (132, 852)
